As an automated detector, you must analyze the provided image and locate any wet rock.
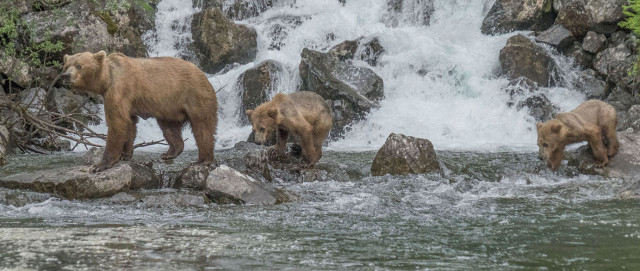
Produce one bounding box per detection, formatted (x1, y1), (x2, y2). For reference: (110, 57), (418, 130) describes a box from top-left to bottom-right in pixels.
(535, 24), (575, 51)
(566, 42), (594, 69)
(0, 189), (53, 207)
(573, 69), (607, 99)
(371, 133), (441, 176)
(358, 37), (385, 66)
(503, 78), (557, 121)
(481, 0), (555, 35)
(553, 0), (626, 37)
(0, 125), (9, 166)
(299, 48), (384, 137)
(384, 0), (435, 27)
(139, 191), (209, 207)
(329, 40), (359, 61)
(241, 145), (340, 183)
(222, 0), (293, 20)
(0, 162), (160, 199)
(499, 34), (559, 87)
(192, 7), (258, 73)
(205, 165), (292, 205)
(239, 60), (283, 125)
(581, 31), (607, 54)
(174, 164), (214, 190)
(569, 130), (640, 181)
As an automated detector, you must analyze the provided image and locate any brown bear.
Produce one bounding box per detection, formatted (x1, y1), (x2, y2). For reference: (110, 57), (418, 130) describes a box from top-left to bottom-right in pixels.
(246, 91), (332, 166)
(61, 51), (218, 172)
(536, 99), (619, 171)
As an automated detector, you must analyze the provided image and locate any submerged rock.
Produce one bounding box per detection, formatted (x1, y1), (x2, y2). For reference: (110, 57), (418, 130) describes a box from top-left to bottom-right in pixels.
(371, 133), (441, 176)
(499, 34), (559, 87)
(192, 7), (257, 73)
(0, 162), (160, 199)
(205, 165), (291, 205)
(481, 0), (555, 35)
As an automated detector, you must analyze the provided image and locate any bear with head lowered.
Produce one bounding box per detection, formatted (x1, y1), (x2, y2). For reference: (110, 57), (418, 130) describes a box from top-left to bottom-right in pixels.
(246, 91), (332, 166)
(536, 99), (619, 171)
(62, 51), (218, 172)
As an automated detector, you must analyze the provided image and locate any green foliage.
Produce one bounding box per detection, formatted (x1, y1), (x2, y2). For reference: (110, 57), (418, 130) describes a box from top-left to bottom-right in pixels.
(0, 4), (65, 87)
(620, 0), (640, 76)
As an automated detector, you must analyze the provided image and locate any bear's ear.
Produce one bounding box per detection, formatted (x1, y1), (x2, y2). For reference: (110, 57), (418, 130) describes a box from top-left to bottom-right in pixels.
(267, 108), (278, 119)
(246, 110), (253, 117)
(551, 122), (562, 133)
(93, 51), (106, 63)
(63, 54), (69, 64)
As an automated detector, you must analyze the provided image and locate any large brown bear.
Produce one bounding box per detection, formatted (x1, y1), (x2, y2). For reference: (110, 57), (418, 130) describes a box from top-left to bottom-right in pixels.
(246, 91), (332, 166)
(61, 51), (218, 172)
(536, 99), (619, 171)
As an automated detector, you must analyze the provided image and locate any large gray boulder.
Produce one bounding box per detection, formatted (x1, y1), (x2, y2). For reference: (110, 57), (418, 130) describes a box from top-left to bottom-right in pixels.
(299, 48), (384, 137)
(191, 7), (257, 73)
(371, 133), (441, 176)
(593, 44), (632, 78)
(205, 165), (291, 205)
(553, 0), (626, 37)
(581, 31), (607, 54)
(534, 24), (575, 51)
(481, 0), (556, 35)
(499, 34), (559, 87)
(0, 162), (160, 199)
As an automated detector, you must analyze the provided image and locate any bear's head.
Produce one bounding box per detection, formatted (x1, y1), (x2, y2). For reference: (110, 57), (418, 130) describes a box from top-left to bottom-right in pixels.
(61, 51), (106, 93)
(246, 106), (278, 144)
(536, 120), (565, 171)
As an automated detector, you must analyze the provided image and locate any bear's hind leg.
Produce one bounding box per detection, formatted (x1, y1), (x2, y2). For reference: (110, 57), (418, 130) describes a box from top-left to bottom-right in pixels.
(586, 126), (609, 167)
(158, 119), (185, 160)
(298, 127), (318, 165)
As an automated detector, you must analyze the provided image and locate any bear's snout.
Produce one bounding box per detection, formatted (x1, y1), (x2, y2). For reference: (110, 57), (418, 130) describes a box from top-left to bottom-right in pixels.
(59, 72), (71, 85)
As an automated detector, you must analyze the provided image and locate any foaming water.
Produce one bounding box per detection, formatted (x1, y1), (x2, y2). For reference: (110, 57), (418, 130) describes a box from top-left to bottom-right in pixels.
(85, 0), (586, 153)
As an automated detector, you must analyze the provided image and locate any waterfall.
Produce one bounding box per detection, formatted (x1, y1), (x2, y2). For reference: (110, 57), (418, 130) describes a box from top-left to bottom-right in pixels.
(89, 0), (586, 153)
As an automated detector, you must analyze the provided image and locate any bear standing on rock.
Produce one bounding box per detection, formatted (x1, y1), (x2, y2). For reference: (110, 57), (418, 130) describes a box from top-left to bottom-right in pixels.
(246, 91), (332, 166)
(61, 51), (218, 173)
(536, 100), (619, 171)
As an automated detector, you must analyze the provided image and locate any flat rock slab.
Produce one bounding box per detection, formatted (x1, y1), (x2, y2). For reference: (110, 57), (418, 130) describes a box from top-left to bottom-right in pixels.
(0, 162), (159, 199)
(205, 165), (292, 205)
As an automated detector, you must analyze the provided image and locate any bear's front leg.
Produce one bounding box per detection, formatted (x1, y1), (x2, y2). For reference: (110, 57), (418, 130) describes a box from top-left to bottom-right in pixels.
(268, 127), (289, 161)
(91, 116), (131, 173)
(586, 126), (609, 168)
(298, 128), (318, 166)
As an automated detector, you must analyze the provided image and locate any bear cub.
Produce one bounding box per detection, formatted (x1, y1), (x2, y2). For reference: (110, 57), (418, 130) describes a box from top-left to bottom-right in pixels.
(246, 91), (332, 166)
(62, 51), (218, 172)
(536, 100), (619, 171)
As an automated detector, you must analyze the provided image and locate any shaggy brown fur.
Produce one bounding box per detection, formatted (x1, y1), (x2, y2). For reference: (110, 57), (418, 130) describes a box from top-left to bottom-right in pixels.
(246, 91), (332, 166)
(62, 51), (218, 172)
(536, 100), (619, 171)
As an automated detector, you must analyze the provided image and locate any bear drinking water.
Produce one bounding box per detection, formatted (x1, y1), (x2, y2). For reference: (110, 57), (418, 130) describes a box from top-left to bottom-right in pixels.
(246, 91), (332, 166)
(62, 51), (218, 172)
(536, 100), (619, 171)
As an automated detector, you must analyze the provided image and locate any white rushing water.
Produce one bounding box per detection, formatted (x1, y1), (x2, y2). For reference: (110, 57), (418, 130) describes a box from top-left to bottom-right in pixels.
(87, 0), (586, 153)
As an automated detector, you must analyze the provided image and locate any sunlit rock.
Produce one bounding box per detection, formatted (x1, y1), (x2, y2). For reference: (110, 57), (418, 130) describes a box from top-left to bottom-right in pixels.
(0, 162), (160, 199)
(499, 34), (559, 87)
(205, 165), (292, 205)
(481, 0), (555, 35)
(191, 7), (257, 73)
(371, 133), (441, 176)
